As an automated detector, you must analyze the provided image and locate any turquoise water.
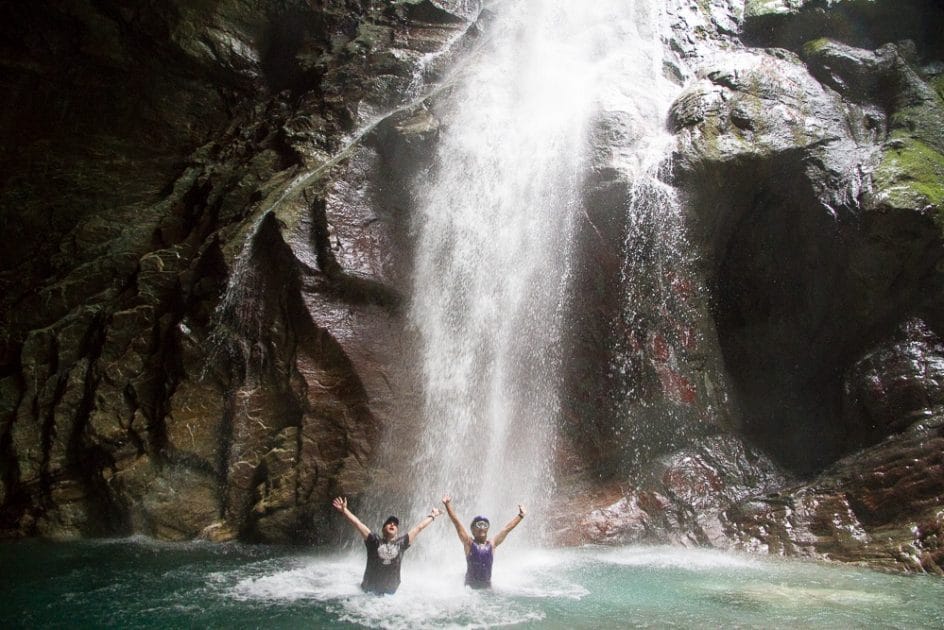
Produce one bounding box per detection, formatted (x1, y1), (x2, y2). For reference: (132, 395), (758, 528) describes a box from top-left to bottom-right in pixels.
(1, 539), (942, 629)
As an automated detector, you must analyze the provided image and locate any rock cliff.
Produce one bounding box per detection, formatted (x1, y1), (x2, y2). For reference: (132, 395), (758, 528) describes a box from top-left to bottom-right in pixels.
(1, 0), (942, 574)
(0, 0), (477, 542)
(562, 0), (944, 575)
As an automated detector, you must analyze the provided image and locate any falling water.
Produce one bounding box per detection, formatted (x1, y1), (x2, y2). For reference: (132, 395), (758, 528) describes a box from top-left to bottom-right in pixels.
(605, 3), (703, 472)
(407, 0), (682, 545)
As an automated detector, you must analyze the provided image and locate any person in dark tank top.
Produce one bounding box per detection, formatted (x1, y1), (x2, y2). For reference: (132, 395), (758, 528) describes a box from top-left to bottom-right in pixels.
(442, 494), (526, 589)
(332, 496), (442, 594)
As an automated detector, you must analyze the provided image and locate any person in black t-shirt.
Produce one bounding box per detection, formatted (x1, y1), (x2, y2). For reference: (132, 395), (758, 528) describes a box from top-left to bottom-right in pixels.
(332, 496), (441, 594)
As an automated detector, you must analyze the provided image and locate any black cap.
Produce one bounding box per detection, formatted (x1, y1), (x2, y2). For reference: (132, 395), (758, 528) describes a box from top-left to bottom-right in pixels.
(383, 515), (399, 527)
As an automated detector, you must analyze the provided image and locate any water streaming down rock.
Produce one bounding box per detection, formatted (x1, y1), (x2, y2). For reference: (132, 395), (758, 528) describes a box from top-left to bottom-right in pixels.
(404, 0), (680, 549)
(203, 52), (472, 384)
(609, 134), (706, 470)
(594, 5), (706, 474)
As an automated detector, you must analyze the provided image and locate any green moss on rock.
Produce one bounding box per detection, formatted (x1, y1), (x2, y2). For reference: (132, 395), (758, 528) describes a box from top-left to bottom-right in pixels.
(801, 37), (833, 58)
(931, 75), (944, 102)
(873, 135), (944, 222)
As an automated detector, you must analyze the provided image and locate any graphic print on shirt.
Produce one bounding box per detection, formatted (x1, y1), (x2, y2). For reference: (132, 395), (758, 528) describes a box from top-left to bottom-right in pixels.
(377, 541), (400, 565)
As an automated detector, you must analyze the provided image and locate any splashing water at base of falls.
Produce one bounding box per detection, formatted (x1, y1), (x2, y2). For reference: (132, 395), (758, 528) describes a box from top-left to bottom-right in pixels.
(3, 539), (942, 630)
(405, 0), (683, 550)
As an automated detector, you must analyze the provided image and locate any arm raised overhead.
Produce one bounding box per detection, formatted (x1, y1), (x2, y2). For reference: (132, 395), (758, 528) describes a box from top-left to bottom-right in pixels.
(407, 506), (442, 544)
(442, 494), (472, 555)
(332, 496), (371, 540)
(493, 504), (526, 548)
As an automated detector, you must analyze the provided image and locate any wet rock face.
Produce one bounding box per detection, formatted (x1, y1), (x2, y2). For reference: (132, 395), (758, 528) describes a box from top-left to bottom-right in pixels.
(843, 319), (944, 449)
(556, 435), (788, 548)
(721, 413), (944, 575)
(562, 0), (944, 574)
(669, 2), (944, 474)
(670, 0), (944, 571)
(0, 0), (475, 541)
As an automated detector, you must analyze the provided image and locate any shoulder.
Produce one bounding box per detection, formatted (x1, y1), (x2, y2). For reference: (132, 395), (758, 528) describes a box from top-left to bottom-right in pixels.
(365, 532), (379, 546)
(397, 534), (411, 549)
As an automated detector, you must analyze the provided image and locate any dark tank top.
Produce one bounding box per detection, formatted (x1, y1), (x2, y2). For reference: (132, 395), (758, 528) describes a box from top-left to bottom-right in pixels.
(465, 541), (494, 588)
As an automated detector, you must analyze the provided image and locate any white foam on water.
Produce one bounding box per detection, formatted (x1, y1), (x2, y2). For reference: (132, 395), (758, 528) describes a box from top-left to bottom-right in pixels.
(471, 548), (591, 600)
(137, 603), (206, 615)
(229, 555), (363, 602)
(224, 548), (589, 629)
(332, 587), (545, 630)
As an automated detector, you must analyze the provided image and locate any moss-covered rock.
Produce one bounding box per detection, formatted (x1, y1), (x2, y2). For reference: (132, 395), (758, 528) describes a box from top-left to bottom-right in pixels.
(872, 136), (944, 213)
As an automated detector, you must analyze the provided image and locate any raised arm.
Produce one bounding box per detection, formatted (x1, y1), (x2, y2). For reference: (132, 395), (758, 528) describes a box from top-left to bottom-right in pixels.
(442, 495), (472, 554)
(332, 496), (371, 540)
(407, 506), (442, 544)
(492, 504), (526, 548)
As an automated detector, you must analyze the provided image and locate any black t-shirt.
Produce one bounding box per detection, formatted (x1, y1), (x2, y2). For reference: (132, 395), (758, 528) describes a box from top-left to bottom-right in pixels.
(362, 532), (411, 594)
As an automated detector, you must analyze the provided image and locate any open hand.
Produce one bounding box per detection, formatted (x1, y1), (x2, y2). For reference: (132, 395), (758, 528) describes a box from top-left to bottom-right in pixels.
(332, 497), (347, 513)
(442, 495), (451, 505)
(429, 507), (442, 518)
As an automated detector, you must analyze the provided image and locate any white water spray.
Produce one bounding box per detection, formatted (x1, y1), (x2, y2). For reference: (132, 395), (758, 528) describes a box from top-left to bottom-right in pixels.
(406, 0), (683, 551)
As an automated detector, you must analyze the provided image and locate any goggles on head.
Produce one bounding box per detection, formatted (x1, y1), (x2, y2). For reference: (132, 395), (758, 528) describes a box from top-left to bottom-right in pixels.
(472, 520), (490, 530)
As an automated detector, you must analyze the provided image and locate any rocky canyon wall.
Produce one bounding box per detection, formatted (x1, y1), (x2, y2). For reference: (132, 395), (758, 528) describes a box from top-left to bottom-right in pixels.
(564, 0), (944, 575)
(0, 0), (477, 543)
(0, 0), (942, 574)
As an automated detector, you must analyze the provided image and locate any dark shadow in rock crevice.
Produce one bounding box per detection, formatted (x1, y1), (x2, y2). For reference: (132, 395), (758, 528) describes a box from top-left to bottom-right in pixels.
(742, 0), (944, 59)
(702, 150), (943, 475)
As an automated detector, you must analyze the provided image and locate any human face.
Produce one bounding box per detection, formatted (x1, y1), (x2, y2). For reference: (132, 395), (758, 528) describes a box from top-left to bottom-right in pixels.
(472, 520), (489, 541)
(382, 521), (399, 540)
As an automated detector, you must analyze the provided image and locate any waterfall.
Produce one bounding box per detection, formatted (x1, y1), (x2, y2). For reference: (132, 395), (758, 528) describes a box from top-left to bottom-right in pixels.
(605, 1), (700, 472)
(405, 0), (680, 549)
(610, 159), (700, 471)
